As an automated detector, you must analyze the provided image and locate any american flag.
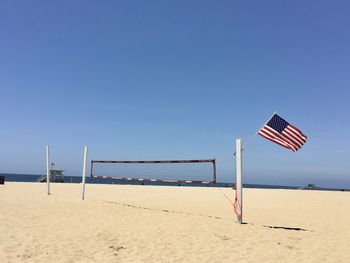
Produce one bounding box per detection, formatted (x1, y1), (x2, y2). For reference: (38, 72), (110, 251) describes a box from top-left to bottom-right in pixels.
(258, 114), (307, 152)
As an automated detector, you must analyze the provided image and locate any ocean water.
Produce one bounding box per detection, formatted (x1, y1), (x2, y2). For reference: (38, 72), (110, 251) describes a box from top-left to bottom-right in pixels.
(0, 173), (348, 192)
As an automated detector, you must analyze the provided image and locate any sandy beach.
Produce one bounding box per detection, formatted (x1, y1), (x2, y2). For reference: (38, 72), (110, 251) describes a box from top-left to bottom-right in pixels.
(0, 182), (349, 262)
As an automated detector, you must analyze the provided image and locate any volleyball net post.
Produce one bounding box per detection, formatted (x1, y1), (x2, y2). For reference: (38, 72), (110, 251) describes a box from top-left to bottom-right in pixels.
(235, 139), (243, 224)
(81, 146), (88, 200)
(46, 145), (50, 195)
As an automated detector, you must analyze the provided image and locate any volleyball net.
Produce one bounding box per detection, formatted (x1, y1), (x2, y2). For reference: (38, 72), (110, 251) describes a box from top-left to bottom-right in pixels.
(90, 159), (216, 184)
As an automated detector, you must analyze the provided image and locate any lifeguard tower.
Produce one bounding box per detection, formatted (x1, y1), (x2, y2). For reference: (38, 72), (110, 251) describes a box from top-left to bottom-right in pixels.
(37, 164), (65, 183)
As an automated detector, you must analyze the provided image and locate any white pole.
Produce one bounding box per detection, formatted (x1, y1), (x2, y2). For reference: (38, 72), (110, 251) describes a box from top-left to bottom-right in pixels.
(46, 145), (50, 195)
(81, 146), (88, 200)
(236, 139), (243, 223)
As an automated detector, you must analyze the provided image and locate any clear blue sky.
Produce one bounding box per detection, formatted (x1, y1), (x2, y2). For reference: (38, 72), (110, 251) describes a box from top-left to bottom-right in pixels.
(1, 0), (349, 188)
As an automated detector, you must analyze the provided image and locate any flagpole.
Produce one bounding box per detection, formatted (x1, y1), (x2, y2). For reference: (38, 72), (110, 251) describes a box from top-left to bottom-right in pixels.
(234, 111), (277, 154)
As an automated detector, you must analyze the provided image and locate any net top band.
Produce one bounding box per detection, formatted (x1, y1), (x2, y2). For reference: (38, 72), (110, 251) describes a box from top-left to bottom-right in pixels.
(91, 159), (215, 164)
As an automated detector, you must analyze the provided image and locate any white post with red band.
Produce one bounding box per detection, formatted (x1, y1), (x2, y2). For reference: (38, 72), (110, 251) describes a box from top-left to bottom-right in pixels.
(236, 139), (243, 223)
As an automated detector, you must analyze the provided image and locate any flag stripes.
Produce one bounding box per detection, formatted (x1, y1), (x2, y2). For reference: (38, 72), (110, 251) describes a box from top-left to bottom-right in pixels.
(258, 114), (307, 152)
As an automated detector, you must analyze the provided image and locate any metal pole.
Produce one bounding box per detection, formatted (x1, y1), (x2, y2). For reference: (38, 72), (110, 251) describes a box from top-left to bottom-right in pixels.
(236, 139), (243, 223)
(213, 158), (217, 184)
(82, 146), (88, 200)
(46, 145), (50, 195)
(90, 160), (94, 177)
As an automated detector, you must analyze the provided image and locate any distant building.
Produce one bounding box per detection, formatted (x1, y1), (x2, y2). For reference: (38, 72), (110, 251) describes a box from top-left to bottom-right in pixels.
(303, 183), (317, 190)
(37, 169), (64, 183)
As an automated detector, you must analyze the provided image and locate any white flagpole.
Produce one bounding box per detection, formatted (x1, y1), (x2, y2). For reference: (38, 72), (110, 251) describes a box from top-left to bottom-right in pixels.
(235, 111), (278, 155)
(46, 145), (51, 195)
(234, 112), (277, 223)
(236, 139), (243, 224)
(81, 146), (88, 200)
